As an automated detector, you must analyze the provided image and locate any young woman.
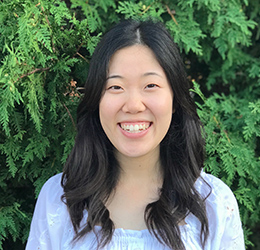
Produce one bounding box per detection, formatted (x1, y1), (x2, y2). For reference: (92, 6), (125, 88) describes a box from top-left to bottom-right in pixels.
(26, 19), (245, 250)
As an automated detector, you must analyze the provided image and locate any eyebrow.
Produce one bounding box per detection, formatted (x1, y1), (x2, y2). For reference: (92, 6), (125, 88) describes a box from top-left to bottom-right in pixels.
(106, 75), (123, 80)
(106, 72), (163, 80)
(143, 72), (163, 78)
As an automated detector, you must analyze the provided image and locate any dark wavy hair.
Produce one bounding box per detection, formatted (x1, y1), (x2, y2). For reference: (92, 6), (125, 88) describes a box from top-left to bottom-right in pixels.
(61, 19), (209, 249)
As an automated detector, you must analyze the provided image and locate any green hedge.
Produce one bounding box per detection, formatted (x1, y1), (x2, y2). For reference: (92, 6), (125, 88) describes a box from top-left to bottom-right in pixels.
(0, 0), (259, 249)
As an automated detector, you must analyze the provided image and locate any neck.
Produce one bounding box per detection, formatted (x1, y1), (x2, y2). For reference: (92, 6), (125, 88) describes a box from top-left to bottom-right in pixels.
(115, 147), (163, 185)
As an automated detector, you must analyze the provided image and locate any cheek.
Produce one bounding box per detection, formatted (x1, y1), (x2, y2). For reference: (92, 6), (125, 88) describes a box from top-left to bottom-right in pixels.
(99, 96), (120, 127)
(151, 94), (173, 118)
(99, 98), (109, 127)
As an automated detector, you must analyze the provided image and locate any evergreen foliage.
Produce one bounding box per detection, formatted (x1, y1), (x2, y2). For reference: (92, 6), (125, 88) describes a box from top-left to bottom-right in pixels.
(0, 0), (259, 249)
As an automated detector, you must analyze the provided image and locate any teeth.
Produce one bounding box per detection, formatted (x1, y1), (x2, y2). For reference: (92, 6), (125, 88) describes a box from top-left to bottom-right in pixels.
(120, 123), (150, 133)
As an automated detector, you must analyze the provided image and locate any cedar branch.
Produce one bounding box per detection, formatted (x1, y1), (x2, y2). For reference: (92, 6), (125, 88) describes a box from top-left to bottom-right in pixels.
(166, 5), (178, 25)
(14, 67), (51, 83)
(142, 4), (152, 14)
(76, 52), (89, 62)
(73, 41), (85, 57)
(62, 102), (76, 129)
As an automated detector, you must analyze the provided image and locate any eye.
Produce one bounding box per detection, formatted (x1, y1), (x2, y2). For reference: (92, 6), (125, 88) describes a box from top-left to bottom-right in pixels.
(106, 85), (123, 92)
(145, 83), (158, 89)
(109, 85), (122, 90)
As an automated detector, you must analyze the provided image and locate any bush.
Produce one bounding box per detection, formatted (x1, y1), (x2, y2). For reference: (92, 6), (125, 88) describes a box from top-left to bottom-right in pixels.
(0, 0), (259, 249)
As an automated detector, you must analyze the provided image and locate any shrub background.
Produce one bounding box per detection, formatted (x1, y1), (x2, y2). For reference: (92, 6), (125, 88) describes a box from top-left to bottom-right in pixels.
(0, 0), (259, 249)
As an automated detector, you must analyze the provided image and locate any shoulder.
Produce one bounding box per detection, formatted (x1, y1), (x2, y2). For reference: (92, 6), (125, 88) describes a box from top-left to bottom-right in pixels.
(196, 171), (237, 206)
(26, 173), (69, 250)
(37, 173), (64, 205)
(39, 173), (63, 195)
(196, 171), (240, 223)
(195, 171), (245, 249)
(32, 173), (66, 219)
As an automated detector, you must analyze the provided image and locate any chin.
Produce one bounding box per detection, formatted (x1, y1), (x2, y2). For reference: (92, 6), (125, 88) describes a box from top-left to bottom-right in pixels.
(117, 147), (158, 159)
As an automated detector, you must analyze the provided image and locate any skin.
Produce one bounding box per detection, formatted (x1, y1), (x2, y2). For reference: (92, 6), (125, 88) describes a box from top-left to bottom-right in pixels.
(99, 45), (174, 230)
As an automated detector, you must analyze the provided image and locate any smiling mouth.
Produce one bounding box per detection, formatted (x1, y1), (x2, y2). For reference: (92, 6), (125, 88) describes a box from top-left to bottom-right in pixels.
(119, 122), (152, 133)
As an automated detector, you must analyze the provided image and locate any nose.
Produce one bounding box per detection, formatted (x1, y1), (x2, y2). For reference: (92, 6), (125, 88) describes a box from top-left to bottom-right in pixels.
(122, 92), (146, 114)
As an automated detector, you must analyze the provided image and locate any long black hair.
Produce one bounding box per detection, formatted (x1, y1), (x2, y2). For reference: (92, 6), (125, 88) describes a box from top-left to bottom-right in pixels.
(62, 19), (209, 249)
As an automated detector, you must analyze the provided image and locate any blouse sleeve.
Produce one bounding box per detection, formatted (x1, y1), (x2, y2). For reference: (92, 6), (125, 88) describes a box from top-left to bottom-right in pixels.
(200, 173), (245, 250)
(217, 187), (245, 249)
(25, 173), (65, 250)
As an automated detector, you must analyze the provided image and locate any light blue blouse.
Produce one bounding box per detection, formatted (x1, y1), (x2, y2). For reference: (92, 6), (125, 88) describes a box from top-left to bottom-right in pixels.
(26, 172), (245, 250)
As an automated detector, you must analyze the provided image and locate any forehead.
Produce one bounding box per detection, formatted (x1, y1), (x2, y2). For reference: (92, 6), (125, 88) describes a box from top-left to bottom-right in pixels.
(108, 45), (164, 75)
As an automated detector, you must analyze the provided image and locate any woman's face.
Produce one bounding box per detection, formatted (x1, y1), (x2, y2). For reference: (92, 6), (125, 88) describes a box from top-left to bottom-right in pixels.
(99, 45), (173, 159)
